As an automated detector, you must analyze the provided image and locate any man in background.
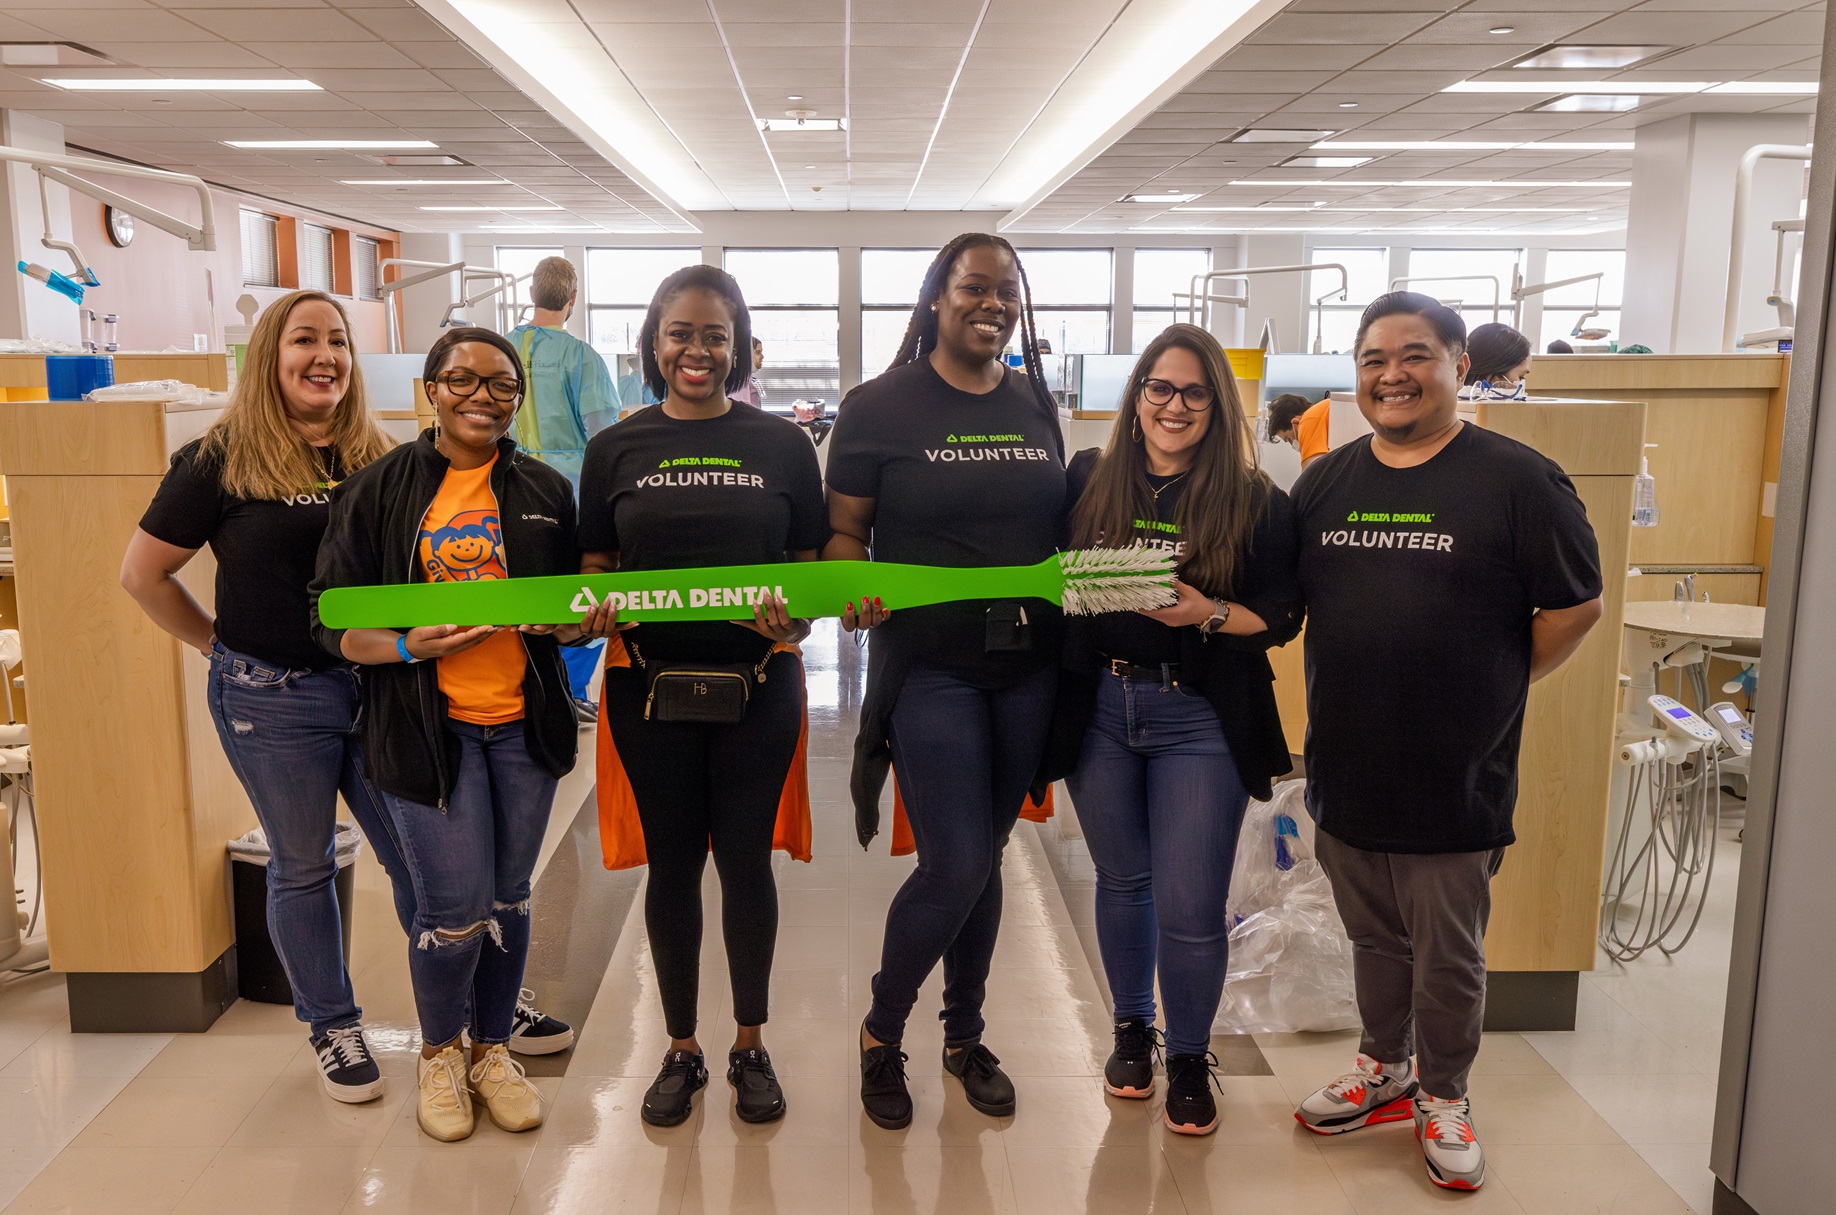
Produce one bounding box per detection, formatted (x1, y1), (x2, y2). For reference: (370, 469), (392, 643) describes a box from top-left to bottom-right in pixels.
(509, 255), (621, 718)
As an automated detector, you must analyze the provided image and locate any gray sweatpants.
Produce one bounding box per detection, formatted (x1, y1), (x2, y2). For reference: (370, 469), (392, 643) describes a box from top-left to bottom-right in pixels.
(1314, 827), (1506, 1100)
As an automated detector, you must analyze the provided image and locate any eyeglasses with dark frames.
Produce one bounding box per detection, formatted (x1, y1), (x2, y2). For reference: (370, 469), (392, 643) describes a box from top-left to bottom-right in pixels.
(1140, 377), (1215, 411)
(436, 370), (521, 403)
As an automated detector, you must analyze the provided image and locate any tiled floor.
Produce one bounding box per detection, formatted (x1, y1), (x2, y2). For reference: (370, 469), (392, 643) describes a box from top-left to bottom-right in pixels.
(0, 623), (1737, 1213)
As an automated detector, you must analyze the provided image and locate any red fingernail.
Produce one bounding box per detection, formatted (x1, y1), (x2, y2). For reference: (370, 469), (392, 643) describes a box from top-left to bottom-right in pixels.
(846, 602), (854, 613)
(874, 597), (882, 607)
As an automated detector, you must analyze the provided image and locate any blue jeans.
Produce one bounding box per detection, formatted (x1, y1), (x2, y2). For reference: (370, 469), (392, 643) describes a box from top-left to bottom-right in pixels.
(376, 718), (558, 1047)
(207, 643), (408, 1038)
(1064, 672), (1251, 1056)
(865, 663), (1057, 1047)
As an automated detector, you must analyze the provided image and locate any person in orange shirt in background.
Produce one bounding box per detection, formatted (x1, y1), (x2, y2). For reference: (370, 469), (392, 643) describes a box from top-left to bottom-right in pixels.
(1267, 392), (1332, 467)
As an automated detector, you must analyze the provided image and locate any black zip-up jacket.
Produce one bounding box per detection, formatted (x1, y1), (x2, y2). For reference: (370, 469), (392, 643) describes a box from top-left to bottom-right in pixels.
(308, 430), (579, 807)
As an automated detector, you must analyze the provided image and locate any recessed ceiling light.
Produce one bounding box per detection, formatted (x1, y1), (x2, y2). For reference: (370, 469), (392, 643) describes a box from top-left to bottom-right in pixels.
(1231, 128), (1335, 143)
(43, 77), (320, 91)
(367, 153), (469, 167)
(1283, 155), (1372, 168)
(341, 178), (506, 186)
(1124, 192), (1202, 203)
(1512, 45), (1670, 70)
(1706, 81), (1819, 95)
(1314, 139), (1634, 151)
(1228, 178), (1631, 188)
(1489, 26), (1515, 35)
(1447, 79), (1720, 95)
(1338, 102), (1359, 109)
(788, 94), (803, 101)
(757, 117), (845, 132)
(419, 205), (563, 211)
(804, 164), (817, 169)
(1536, 95), (1644, 113)
(225, 139), (438, 149)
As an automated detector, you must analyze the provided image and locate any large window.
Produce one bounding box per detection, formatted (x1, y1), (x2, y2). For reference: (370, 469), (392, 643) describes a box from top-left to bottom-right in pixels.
(724, 249), (840, 411)
(1538, 249), (1626, 350)
(1132, 248), (1211, 352)
(1404, 248), (1524, 333)
(1016, 248), (1112, 355)
(1307, 247), (1389, 354)
(581, 247), (695, 355)
(354, 236), (381, 301)
(861, 248), (937, 376)
(241, 210), (279, 288)
(300, 224), (334, 293)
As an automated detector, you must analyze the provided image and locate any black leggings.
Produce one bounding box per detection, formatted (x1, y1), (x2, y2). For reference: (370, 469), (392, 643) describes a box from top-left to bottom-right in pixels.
(602, 650), (803, 1038)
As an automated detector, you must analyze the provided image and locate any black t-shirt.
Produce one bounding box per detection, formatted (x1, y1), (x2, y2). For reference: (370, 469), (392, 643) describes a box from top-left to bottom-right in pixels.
(825, 359), (1066, 681)
(1084, 472), (1189, 667)
(1292, 424), (1602, 854)
(578, 402), (827, 662)
(139, 438), (348, 671)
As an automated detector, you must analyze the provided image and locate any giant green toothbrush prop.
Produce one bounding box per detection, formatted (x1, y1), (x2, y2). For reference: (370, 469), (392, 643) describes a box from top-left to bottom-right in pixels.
(317, 547), (1177, 629)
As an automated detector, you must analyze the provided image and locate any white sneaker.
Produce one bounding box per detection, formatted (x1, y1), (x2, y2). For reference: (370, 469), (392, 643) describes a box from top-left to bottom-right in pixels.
(416, 1045), (475, 1142)
(1295, 1053), (1419, 1135)
(469, 1043), (545, 1132)
(1416, 1094), (1486, 1190)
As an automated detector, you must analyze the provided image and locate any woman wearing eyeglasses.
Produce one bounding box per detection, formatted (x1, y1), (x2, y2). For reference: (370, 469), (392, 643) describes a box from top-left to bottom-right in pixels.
(1045, 323), (1301, 1135)
(310, 328), (614, 1144)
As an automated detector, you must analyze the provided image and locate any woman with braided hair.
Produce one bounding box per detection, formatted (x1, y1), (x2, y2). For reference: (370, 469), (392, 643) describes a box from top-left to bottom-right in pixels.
(824, 233), (1066, 1129)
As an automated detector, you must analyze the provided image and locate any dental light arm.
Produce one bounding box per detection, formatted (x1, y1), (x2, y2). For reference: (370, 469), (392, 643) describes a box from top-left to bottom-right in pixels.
(1510, 267), (1608, 338)
(1389, 273), (1503, 322)
(1180, 264), (1350, 338)
(1723, 143), (1813, 351)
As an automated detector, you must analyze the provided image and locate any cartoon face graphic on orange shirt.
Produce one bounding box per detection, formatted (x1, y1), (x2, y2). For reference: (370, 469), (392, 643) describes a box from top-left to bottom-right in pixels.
(418, 509), (508, 582)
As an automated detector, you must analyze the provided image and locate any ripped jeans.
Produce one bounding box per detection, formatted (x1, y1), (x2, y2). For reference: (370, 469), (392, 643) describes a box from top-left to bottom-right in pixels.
(376, 718), (558, 1048)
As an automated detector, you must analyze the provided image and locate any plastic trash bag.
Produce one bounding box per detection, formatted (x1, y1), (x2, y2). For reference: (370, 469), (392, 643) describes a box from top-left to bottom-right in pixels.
(228, 821), (364, 868)
(1215, 780), (1360, 1034)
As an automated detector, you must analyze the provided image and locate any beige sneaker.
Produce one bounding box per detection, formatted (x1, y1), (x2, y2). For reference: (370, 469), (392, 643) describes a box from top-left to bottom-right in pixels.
(416, 1045), (475, 1142)
(470, 1043), (545, 1132)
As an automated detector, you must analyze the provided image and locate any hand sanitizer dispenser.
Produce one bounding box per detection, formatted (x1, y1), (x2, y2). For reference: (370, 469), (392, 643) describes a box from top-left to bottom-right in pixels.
(1632, 443), (1659, 528)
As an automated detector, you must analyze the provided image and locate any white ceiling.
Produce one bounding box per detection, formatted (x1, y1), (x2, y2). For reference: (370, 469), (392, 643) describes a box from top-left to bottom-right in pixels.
(0, 0), (1822, 236)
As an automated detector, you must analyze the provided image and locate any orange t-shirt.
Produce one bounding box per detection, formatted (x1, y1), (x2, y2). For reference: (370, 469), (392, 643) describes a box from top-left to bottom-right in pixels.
(417, 455), (526, 725)
(1295, 397), (1331, 465)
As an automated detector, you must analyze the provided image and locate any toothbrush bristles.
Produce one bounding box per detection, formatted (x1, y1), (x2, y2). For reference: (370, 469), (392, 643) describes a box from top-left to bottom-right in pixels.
(1057, 547), (1178, 616)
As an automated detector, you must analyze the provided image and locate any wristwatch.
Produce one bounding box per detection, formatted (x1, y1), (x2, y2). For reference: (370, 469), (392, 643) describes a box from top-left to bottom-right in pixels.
(1199, 598), (1231, 636)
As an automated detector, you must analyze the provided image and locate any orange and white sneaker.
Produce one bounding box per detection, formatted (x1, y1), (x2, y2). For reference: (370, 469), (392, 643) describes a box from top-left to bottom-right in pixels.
(1415, 1094), (1485, 1190)
(1294, 1053), (1418, 1135)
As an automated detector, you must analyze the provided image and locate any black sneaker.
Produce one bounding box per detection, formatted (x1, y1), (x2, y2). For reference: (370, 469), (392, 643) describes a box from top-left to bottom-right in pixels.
(311, 1025), (384, 1104)
(942, 1042), (1016, 1118)
(860, 1036), (913, 1130)
(1104, 1018), (1161, 1099)
(509, 989), (575, 1056)
(641, 1049), (708, 1127)
(1164, 1051), (1222, 1136)
(727, 1048), (787, 1123)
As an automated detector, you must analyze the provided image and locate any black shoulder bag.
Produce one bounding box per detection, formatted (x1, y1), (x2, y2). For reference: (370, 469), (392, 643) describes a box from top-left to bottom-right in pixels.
(626, 638), (775, 724)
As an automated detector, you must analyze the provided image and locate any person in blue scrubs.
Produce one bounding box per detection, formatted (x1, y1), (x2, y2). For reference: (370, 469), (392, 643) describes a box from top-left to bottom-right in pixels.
(508, 256), (621, 716)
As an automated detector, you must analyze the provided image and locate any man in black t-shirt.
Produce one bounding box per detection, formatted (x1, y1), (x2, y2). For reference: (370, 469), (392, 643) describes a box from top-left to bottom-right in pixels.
(1289, 293), (1602, 1193)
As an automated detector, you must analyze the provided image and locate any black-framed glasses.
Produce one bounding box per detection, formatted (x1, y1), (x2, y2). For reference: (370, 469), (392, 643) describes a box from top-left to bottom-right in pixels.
(436, 370), (521, 403)
(1141, 378), (1215, 411)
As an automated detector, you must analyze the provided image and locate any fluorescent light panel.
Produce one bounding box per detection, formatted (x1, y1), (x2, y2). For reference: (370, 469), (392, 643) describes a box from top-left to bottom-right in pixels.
(1124, 192), (1201, 203)
(1314, 140), (1634, 151)
(1174, 205), (1595, 213)
(1284, 156), (1372, 168)
(1228, 179), (1630, 188)
(1511, 45), (1671, 70)
(1447, 80), (1816, 95)
(420, 205), (562, 211)
(226, 139), (437, 149)
(1232, 128), (1335, 142)
(756, 118), (846, 132)
(341, 179), (507, 186)
(1538, 95), (1643, 113)
(44, 77), (319, 91)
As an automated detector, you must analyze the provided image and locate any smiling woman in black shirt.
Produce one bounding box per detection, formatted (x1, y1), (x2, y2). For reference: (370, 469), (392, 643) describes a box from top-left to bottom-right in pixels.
(825, 233), (1066, 1130)
(120, 290), (399, 1104)
(578, 265), (827, 1129)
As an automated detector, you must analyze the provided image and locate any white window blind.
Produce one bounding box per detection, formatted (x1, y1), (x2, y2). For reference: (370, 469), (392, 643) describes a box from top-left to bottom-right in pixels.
(354, 237), (380, 301)
(241, 210), (279, 287)
(301, 224), (334, 292)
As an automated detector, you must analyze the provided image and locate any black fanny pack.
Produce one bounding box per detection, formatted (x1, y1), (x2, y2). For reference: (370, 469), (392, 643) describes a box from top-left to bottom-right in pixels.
(629, 640), (775, 724)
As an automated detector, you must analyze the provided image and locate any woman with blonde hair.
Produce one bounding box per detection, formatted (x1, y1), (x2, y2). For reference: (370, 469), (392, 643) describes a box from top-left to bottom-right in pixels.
(121, 290), (402, 1102)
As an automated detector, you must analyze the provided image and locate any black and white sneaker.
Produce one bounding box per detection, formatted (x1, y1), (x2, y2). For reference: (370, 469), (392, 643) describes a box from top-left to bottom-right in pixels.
(1104, 1018), (1161, 1099)
(311, 1024), (384, 1103)
(509, 989), (575, 1056)
(642, 1049), (708, 1127)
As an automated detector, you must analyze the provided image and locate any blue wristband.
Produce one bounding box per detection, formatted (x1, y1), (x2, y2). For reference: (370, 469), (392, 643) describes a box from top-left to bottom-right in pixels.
(396, 634), (420, 664)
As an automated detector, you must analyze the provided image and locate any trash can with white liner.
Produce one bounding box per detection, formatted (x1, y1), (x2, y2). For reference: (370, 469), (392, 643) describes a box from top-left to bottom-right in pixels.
(227, 822), (363, 1004)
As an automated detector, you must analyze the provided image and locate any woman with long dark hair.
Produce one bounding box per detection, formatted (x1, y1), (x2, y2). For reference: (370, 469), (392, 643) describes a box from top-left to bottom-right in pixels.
(310, 328), (605, 1142)
(826, 233), (1066, 1129)
(580, 265), (826, 1128)
(1461, 322), (1532, 400)
(1048, 323), (1301, 1135)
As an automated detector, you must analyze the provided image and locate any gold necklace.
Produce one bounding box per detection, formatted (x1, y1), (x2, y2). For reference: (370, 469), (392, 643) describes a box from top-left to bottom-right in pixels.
(1148, 470), (1189, 501)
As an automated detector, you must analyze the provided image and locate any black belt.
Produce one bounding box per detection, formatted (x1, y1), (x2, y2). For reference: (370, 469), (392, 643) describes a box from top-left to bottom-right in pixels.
(1105, 658), (1182, 682)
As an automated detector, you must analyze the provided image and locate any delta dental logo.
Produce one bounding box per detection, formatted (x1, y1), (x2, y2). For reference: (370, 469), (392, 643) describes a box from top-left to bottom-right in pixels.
(570, 583), (787, 614)
(638, 455), (765, 488)
(1320, 508), (1453, 552)
(925, 432), (1053, 463)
